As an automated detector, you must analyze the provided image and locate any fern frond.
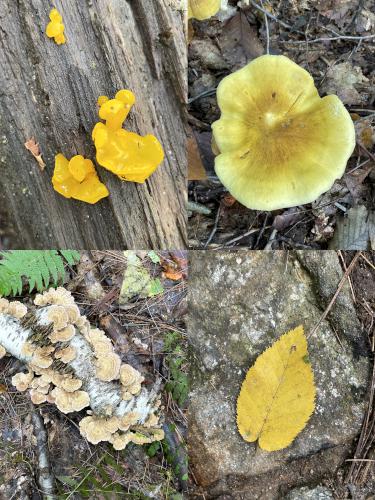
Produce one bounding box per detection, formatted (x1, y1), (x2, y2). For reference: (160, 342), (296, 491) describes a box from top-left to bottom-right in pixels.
(0, 250), (80, 297)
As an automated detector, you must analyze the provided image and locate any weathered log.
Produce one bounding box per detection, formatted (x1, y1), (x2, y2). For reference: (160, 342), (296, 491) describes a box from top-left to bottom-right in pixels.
(0, 0), (187, 249)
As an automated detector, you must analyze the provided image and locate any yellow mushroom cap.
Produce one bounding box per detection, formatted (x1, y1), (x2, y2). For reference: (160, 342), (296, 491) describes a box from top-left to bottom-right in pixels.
(212, 55), (356, 210)
(188, 0), (221, 20)
(0, 345), (6, 359)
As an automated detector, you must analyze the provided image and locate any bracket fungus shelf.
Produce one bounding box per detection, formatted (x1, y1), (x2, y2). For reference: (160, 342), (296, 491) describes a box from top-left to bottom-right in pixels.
(0, 289), (164, 450)
(212, 55), (356, 211)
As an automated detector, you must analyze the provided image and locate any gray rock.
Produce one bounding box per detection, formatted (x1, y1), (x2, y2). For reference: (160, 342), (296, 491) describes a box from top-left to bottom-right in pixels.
(189, 39), (229, 71)
(286, 485), (333, 499)
(188, 251), (369, 498)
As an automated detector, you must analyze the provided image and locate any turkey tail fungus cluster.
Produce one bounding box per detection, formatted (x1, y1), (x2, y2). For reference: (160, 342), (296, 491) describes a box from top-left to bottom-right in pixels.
(0, 288), (164, 450)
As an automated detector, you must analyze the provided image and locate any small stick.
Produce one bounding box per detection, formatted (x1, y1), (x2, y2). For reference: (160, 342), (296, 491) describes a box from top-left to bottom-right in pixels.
(281, 33), (375, 45)
(259, 0), (270, 54)
(31, 407), (55, 499)
(248, 0), (304, 35)
(338, 250), (356, 303)
(264, 228), (277, 250)
(308, 252), (361, 339)
(187, 201), (212, 215)
(360, 253), (375, 272)
(358, 143), (375, 163)
(215, 226), (271, 249)
(204, 206), (221, 248)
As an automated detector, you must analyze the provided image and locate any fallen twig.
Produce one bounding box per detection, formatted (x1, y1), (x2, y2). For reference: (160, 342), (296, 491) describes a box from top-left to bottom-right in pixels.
(308, 252), (361, 339)
(259, 0), (270, 54)
(204, 206), (221, 248)
(281, 33), (375, 45)
(248, 0), (304, 35)
(31, 407), (55, 499)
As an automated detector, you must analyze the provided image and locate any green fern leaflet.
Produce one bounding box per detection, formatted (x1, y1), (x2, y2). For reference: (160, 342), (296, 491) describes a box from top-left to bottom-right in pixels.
(0, 250), (80, 297)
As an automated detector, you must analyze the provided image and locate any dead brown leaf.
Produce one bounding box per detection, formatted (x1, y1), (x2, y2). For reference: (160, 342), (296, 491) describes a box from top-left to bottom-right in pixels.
(272, 208), (302, 232)
(24, 138), (46, 170)
(322, 63), (369, 105)
(188, 131), (208, 181)
(355, 119), (375, 149)
(218, 11), (264, 70)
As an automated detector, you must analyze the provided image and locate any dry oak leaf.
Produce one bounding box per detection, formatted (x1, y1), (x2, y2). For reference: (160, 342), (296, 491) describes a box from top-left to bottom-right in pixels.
(237, 325), (316, 451)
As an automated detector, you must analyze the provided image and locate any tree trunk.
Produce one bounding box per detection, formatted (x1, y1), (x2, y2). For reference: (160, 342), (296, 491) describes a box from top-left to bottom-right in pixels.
(0, 0), (187, 249)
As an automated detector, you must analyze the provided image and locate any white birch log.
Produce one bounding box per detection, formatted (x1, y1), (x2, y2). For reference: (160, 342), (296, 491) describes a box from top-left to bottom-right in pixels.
(0, 289), (164, 449)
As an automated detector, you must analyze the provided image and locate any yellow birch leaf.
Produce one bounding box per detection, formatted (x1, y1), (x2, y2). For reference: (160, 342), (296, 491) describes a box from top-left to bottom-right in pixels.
(237, 325), (316, 451)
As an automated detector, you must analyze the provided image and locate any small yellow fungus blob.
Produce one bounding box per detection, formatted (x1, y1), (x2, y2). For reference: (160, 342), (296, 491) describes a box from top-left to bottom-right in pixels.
(93, 90), (164, 183)
(52, 154), (109, 204)
(212, 55), (356, 210)
(188, 0), (221, 20)
(46, 8), (66, 45)
(97, 95), (109, 107)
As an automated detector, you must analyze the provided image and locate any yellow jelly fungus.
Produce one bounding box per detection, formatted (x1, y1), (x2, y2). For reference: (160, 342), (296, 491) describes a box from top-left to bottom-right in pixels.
(97, 96), (109, 107)
(52, 154), (109, 204)
(212, 55), (356, 211)
(93, 90), (164, 183)
(46, 8), (66, 45)
(188, 0), (221, 20)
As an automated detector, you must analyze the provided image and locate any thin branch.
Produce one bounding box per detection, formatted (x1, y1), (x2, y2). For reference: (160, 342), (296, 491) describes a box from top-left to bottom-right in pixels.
(204, 205), (221, 248)
(248, 0), (304, 35)
(281, 33), (375, 45)
(31, 407), (55, 500)
(308, 252), (361, 339)
(259, 0), (270, 54)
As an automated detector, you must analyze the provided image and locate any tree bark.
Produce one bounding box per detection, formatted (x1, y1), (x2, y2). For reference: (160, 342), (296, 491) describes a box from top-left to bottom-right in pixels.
(0, 0), (187, 249)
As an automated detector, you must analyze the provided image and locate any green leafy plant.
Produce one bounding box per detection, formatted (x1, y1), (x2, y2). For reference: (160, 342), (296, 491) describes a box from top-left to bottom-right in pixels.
(164, 332), (188, 407)
(0, 250), (80, 297)
(57, 452), (126, 498)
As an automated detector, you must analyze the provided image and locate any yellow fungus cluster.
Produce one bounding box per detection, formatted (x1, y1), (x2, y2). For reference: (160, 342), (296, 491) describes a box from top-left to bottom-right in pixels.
(46, 8), (66, 45)
(92, 90), (165, 183)
(52, 154), (109, 204)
